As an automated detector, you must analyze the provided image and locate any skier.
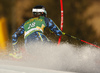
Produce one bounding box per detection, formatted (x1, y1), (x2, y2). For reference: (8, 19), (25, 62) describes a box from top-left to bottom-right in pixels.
(9, 5), (62, 58)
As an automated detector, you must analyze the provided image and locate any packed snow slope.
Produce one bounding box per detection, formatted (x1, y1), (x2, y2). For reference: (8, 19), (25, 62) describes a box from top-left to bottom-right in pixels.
(0, 42), (100, 73)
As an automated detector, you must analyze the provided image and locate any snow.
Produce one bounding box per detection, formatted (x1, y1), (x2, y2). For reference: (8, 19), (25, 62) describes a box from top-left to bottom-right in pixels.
(0, 42), (100, 73)
(0, 65), (77, 73)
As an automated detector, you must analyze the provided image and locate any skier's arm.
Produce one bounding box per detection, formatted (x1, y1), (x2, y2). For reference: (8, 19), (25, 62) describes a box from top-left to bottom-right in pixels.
(12, 24), (24, 46)
(45, 18), (62, 36)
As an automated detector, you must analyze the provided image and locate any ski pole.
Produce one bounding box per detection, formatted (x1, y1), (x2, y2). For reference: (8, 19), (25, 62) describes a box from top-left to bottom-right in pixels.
(62, 32), (100, 48)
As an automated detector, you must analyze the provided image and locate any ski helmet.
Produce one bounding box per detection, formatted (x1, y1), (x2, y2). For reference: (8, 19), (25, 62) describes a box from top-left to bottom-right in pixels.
(32, 5), (47, 17)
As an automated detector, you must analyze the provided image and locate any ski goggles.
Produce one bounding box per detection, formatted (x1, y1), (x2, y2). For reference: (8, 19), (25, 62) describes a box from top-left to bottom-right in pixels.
(32, 8), (47, 15)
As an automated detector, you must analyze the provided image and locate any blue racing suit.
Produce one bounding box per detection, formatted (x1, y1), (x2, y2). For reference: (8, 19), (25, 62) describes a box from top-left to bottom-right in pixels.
(12, 16), (62, 49)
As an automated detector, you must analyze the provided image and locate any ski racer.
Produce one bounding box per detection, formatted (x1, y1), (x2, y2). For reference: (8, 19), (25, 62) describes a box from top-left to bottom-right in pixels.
(9, 5), (62, 58)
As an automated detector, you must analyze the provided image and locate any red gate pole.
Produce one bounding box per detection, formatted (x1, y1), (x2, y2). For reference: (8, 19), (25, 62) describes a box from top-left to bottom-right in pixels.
(58, 0), (63, 45)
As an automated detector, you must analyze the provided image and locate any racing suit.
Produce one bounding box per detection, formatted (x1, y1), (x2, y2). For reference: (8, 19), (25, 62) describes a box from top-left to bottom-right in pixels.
(12, 16), (62, 49)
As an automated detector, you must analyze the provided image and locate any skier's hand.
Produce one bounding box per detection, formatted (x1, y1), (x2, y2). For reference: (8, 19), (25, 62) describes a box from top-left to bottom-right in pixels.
(62, 32), (65, 35)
